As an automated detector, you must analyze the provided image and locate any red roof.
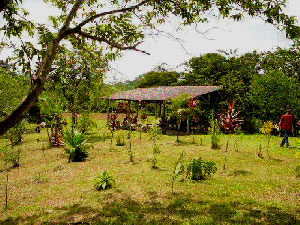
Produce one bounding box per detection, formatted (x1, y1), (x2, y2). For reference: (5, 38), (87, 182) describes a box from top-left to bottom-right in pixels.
(109, 86), (221, 101)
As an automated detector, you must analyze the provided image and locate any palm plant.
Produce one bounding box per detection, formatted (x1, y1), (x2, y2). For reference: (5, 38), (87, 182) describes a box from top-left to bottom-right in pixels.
(64, 130), (89, 162)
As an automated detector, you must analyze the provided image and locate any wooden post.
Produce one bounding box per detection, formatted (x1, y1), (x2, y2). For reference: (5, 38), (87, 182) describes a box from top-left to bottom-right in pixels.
(162, 101), (166, 121)
(128, 100), (131, 114)
(159, 101), (162, 117)
(106, 99), (110, 125)
(187, 118), (190, 134)
(136, 101), (139, 116)
(155, 102), (158, 119)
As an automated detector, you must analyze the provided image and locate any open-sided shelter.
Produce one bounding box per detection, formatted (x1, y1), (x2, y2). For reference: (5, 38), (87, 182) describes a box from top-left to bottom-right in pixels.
(107, 86), (221, 123)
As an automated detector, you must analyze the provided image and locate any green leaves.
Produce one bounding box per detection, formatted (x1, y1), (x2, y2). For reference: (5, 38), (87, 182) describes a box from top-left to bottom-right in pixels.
(94, 171), (115, 190)
(186, 157), (217, 181)
(64, 130), (90, 162)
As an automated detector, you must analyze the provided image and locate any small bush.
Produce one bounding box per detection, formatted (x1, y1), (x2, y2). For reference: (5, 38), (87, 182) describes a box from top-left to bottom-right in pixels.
(77, 112), (97, 134)
(186, 157), (217, 181)
(6, 120), (27, 147)
(115, 133), (125, 146)
(94, 171), (115, 190)
(64, 130), (89, 162)
(0, 145), (20, 168)
(210, 116), (221, 149)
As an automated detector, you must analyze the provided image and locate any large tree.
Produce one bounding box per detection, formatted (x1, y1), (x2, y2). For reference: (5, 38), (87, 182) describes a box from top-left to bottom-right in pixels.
(1, 0), (299, 135)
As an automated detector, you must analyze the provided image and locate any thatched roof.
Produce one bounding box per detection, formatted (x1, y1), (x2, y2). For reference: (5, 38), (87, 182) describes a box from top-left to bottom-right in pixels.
(109, 86), (221, 101)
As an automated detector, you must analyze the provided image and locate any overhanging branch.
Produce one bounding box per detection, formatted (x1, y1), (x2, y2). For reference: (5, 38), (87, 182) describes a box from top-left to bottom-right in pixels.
(76, 30), (150, 55)
(73, 0), (152, 31)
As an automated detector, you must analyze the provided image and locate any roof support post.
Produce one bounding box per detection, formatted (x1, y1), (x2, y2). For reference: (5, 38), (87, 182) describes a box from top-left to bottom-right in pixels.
(106, 99), (110, 125)
(136, 101), (139, 117)
(155, 102), (158, 119)
(162, 101), (166, 121)
(159, 101), (162, 117)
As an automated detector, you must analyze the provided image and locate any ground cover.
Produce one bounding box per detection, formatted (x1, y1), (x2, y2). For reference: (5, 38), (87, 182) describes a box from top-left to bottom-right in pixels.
(0, 114), (299, 224)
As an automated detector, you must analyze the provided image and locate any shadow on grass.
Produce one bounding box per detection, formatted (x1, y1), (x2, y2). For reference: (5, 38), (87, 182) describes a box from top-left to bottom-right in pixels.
(1, 192), (299, 224)
(88, 134), (110, 143)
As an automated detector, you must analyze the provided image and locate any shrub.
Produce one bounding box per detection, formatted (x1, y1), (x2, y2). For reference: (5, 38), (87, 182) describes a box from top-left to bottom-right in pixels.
(210, 115), (221, 149)
(6, 120), (27, 147)
(64, 130), (89, 162)
(76, 112), (97, 134)
(0, 145), (20, 168)
(186, 157), (217, 181)
(94, 171), (115, 190)
(115, 132), (125, 146)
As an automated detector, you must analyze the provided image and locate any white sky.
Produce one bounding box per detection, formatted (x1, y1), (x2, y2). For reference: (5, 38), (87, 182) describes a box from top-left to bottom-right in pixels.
(2, 0), (300, 82)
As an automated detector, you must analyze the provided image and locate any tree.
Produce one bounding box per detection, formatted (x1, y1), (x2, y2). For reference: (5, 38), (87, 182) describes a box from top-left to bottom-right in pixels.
(183, 53), (228, 85)
(249, 71), (300, 121)
(1, 0), (299, 135)
(134, 71), (180, 88)
(260, 47), (300, 80)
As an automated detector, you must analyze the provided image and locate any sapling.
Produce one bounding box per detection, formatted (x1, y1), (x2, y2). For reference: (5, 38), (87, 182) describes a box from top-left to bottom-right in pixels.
(127, 130), (134, 163)
(210, 114), (221, 149)
(223, 156), (227, 170)
(148, 125), (162, 168)
(258, 144), (263, 158)
(225, 139), (229, 152)
(171, 152), (185, 194)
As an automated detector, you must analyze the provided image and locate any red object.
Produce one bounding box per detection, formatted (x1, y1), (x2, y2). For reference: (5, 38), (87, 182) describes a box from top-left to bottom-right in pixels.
(279, 113), (293, 132)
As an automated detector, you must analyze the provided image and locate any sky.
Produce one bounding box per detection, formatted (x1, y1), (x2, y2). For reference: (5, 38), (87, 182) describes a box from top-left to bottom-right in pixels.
(2, 0), (300, 82)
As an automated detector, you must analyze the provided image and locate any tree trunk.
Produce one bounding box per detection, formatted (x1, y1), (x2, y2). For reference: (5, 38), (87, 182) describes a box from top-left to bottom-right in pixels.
(0, 38), (61, 136)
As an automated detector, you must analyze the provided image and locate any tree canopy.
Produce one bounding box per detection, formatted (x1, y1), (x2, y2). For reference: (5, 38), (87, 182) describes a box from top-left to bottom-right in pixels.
(1, 0), (300, 135)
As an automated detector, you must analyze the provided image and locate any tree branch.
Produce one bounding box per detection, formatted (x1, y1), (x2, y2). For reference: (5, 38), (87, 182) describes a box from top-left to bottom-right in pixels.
(76, 30), (150, 55)
(73, 0), (152, 31)
(0, 0), (85, 135)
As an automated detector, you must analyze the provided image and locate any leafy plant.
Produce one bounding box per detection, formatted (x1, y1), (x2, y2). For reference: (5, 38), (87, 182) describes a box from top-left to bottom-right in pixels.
(171, 152), (185, 194)
(219, 101), (243, 133)
(94, 171), (115, 191)
(148, 125), (162, 169)
(64, 130), (90, 162)
(6, 120), (27, 147)
(210, 114), (221, 149)
(261, 121), (274, 146)
(115, 132), (125, 146)
(0, 145), (20, 168)
(76, 112), (97, 134)
(186, 157), (217, 181)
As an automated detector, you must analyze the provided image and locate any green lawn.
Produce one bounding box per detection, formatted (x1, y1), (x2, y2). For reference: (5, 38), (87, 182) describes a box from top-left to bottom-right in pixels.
(0, 115), (300, 224)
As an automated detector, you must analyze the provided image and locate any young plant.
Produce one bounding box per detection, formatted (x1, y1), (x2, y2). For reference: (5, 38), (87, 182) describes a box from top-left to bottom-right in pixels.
(171, 152), (185, 194)
(64, 130), (90, 162)
(116, 133), (125, 146)
(186, 157), (217, 181)
(149, 143), (161, 169)
(76, 112), (97, 134)
(126, 130), (134, 163)
(219, 101), (243, 133)
(261, 121), (274, 146)
(210, 114), (221, 149)
(0, 145), (20, 168)
(94, 171), (115, 191)
(148, 125), (162, 168)
(6, 120), (27, 147)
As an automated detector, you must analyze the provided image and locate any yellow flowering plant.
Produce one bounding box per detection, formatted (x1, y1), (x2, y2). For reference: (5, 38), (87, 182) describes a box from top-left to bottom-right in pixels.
(261, 121), (274, 146)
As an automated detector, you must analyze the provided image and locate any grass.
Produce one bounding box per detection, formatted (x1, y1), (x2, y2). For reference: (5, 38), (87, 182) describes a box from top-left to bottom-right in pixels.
(0, 114), (300, 224)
